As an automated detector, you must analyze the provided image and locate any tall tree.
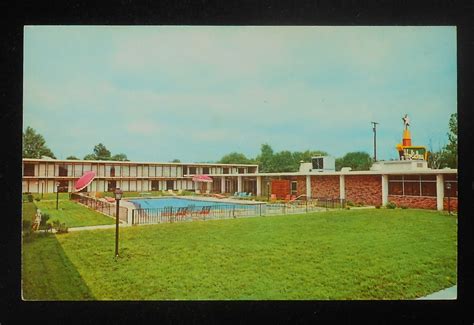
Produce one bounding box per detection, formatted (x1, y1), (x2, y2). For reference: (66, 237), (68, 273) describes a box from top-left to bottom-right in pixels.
(335, 151), (373, 171)
(170, 158), (181, 163)
(93, 143), (112, 160)
(22, 126), (56, 159)
(66, 155), (79, 160)
(256, 143), (275, 172)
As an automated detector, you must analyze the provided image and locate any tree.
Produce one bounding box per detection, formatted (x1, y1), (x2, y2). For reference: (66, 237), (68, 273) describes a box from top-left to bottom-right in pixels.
(22, 126), (56, 159)
(255, 143), (275, 172)
(83, 154), (97, 160)
(443, 112), (457, 168)
(112, 153), (129, 161)
(272, 150), (295, 172)
(219, 152), (252, 164)
(335, 152), (373, 171)
(66, 155), (79, 160)
(170, 159), (181, 163)
(93, 143), (112, 160)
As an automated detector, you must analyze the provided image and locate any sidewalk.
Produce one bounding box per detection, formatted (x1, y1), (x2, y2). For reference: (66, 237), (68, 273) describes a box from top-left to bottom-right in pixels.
(417, 285), (457, 300)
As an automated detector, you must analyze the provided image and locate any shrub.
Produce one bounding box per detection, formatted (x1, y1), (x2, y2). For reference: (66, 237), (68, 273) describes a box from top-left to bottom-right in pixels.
(386, 202), (397, 209)
(52, 220), (69, 234)
(375, 205), (381, 209)
(34, 197), (41, 202)
(401, 205), (408, 209)
(27, 194), (33, 202)
(38, 213), (52, 232)
(346, 201), (355, 207)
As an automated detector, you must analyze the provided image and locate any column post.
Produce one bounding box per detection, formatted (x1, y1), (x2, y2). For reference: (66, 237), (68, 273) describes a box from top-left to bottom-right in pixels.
(221, 176), (226, 194)
(381, 174), (388, 206)
(306, 175), (312, 199)
(237, 176), (242, 193)
(256, 176), (262, 196)
(436, 174), (444, 211)
(339, 174), (345, 200)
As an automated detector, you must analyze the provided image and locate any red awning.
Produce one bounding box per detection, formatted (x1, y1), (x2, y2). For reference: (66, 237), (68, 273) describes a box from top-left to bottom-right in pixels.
(74, 171), (96, 191)
(192, 175), (213, 183)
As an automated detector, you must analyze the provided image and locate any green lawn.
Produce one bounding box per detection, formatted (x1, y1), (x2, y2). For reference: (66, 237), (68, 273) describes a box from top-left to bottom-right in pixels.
(34, 200), (115, 228)
(22, 209), (457, 300)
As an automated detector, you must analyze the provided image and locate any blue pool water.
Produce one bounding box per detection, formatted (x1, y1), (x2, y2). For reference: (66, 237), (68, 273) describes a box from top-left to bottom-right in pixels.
(128, 197), (253, 210)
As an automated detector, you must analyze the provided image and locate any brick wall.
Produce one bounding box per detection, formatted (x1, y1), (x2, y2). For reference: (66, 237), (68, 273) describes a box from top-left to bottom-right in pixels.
(345, 175), (382, 206)
(311, 175), (340, 199)
(443, 197), (458, 212)
(388, 195), (437, 210)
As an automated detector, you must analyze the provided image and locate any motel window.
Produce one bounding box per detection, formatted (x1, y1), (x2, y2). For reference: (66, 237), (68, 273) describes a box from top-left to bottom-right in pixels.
(291, 181), (298, 195)
(388, 175), (437, 197)
(238, 168), (245, 174)
(202, 167), (210, 174)
(107, 181), (117, 192)
(23, 163), (35, 176)
(110, 166), (116, 177)
(189, 167), (197, 175)
(58, 164), (68, 177)
(223, 168), (229, 174)
(151, 180), (159, 191)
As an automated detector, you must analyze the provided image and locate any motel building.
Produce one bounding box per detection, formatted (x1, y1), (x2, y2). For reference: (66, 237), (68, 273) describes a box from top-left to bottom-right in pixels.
(21, 116), (458, 212)
(22, 157), (457, 212)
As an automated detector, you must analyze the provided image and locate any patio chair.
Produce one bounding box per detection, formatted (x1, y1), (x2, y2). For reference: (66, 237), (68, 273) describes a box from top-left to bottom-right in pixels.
(162, 206), (175, 222)
(285, 194), (291, 201)
(197, 206), (211, 220)
(270, 194), (277, 201)
(175, 207), (189, 221)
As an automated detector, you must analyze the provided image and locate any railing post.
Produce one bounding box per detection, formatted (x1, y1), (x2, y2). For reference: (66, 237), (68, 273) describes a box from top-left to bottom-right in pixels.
(232, 206), (235, 218)
(132, 209), (135, 225)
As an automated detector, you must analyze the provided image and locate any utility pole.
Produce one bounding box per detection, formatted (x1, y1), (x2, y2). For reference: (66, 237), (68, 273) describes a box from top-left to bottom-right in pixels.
(371, 122), (379, 162)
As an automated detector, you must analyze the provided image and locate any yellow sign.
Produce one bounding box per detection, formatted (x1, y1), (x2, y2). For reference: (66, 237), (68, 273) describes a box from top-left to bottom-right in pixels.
(397, 145), (428, 161)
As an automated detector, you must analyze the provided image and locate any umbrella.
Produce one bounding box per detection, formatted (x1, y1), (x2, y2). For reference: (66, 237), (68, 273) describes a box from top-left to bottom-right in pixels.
(74, 171), (96, 192)
(192, 175), (213, 183)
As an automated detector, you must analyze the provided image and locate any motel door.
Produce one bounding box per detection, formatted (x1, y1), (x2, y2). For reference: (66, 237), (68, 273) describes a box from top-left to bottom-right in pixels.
(166, 180), (174, 190)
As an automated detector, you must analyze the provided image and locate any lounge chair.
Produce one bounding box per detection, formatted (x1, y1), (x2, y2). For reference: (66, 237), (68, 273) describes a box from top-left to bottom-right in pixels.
(175, 207), (189, 221)
(270, 194), (277, 201)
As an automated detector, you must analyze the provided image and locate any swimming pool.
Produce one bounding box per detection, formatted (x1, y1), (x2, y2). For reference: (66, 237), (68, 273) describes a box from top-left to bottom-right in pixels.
(128, 197), (255, 210)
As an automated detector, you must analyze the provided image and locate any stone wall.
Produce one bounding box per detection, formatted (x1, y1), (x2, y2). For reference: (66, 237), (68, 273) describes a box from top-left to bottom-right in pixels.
(443, 197), (458, 212)
(311, 175), (340, 199)
(388, 195), (437, 210)
(345, 175), (382, 206)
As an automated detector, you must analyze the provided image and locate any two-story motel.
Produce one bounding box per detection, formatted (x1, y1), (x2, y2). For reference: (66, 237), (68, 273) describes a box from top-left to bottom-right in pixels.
(22, 157), (457, 212)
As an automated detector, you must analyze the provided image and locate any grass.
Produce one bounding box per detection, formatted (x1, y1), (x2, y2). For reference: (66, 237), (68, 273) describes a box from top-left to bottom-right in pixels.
(34, 200), (115, 228)
(22, 209), (457, 300)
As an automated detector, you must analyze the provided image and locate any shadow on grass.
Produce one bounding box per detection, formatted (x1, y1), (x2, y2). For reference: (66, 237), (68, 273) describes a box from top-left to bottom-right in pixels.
(22, 233), (95, 300)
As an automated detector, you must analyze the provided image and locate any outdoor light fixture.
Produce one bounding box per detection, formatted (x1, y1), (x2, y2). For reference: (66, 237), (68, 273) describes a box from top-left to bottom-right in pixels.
(446, 182), (452, 215)
(114, 188), (123, 257)
(56, 182), (60, 210)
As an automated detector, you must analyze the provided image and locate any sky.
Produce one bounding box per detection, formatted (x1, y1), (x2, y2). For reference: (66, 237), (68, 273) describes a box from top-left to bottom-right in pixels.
(23, 26), (457, 163)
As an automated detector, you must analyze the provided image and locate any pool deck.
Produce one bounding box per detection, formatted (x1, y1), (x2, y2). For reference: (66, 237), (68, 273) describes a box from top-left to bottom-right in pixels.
(124, 195), (266, 205)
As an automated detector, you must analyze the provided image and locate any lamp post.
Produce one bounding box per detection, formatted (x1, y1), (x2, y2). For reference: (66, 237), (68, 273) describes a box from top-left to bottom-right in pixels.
(56, 182), (60, 210)
(446, 182), (451, 215)
(114, 188), (123, 257)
